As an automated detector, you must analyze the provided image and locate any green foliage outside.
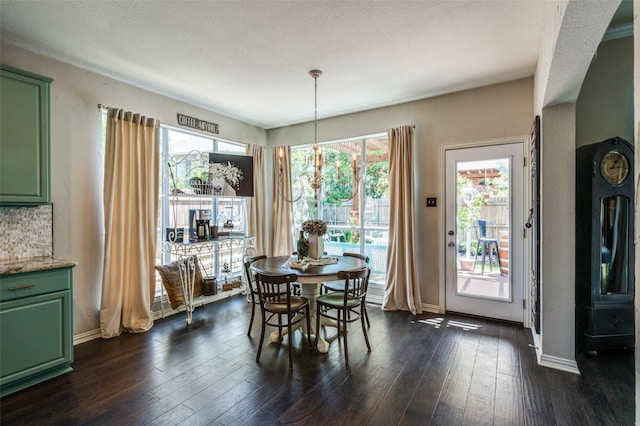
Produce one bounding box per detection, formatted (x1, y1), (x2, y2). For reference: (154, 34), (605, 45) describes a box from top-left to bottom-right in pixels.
(290, 145), (389, 223)
(364, 153), (389, 200)
(457, 176), (484, 256)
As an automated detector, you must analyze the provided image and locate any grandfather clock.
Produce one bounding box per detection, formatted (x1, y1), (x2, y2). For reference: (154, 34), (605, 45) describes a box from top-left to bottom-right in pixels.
(575, 137), (635, 355)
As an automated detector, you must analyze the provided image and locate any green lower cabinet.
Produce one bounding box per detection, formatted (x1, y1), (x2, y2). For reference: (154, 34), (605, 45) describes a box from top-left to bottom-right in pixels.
(0, 267), (73, 397)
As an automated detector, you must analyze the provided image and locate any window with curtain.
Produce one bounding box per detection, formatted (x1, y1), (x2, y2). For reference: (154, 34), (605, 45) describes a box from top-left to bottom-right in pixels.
(290, 134), (390, 288)
(156, 126), (247, 298)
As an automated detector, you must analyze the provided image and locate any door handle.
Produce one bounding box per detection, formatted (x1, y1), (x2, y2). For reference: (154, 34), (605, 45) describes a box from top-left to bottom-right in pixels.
(448, 230), (455, 236)
(448, 241), (455, 247)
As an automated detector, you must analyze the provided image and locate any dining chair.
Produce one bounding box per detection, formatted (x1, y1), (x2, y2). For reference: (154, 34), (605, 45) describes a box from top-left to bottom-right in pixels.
(316, 268), (371, 365)
(254, 272), (312, 370)
(321, 252), (371, 328)
(244, 254), (267, 336)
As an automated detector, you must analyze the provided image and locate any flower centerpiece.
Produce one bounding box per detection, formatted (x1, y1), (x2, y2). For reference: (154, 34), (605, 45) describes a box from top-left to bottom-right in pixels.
(302, 219), (327, 236)
(301, 219), (327, 259)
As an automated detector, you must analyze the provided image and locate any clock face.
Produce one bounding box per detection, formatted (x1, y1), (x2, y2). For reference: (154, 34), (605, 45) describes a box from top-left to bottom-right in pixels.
(600, 150), (629, 185)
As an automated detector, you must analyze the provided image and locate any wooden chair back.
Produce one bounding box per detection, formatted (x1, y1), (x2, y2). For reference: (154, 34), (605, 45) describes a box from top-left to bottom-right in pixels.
(337, 268), (370, 301)
(244, 255), (267, 298)
(255, 272), (298, 305)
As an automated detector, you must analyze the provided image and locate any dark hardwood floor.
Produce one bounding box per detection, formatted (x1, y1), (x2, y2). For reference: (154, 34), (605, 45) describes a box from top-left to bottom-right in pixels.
(1, 295), (635, 425)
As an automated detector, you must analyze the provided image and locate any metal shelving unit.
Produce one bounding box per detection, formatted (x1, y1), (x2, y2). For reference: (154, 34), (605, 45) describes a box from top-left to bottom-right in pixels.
(159, 150), (254, 325)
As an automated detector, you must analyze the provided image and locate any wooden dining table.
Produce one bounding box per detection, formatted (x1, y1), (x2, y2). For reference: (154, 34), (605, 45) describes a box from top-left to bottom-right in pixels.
(250, 255), (367, 353)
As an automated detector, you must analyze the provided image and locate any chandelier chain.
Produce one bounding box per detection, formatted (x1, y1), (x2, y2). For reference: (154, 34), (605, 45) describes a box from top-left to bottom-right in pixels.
(277, 69), (362, 210)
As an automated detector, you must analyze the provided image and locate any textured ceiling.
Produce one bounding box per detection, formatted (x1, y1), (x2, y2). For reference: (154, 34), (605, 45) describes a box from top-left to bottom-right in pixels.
(0, 1), (632, 129)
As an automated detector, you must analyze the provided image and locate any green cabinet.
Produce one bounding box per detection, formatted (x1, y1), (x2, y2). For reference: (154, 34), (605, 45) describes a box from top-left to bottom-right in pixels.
(0, 65), (52, 205)
(0, 267), (73, 397)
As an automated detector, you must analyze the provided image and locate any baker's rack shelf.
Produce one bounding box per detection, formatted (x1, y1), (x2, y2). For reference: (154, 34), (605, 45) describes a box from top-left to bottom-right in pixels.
(161, 234), (250, 256)
(159, 235), (254, 325)
(159, 149), (253, 325)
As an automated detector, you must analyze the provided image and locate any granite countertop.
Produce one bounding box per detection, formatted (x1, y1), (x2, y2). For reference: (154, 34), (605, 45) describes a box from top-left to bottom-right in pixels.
(0, 256), (77, 276)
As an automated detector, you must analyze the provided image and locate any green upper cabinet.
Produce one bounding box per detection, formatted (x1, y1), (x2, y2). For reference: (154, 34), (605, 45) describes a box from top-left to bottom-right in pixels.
(0, 65), (52, 205)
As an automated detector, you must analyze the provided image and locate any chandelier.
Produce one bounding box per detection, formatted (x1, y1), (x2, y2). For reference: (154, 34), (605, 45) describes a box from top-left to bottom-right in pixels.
(277, 70), (362, 207)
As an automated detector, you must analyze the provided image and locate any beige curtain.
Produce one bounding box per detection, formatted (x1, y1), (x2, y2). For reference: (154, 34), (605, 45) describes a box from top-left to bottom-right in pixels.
(246, 144), (267, 254)
(270, 146), (293, 257)
(382, 125), (423, 315)
(100, 108), (160, 338)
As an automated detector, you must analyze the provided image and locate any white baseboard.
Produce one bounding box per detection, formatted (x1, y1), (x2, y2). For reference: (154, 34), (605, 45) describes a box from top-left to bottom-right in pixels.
(528, 328), (581, 375)
(365, 296), (440, 315)
(73, 328), (101, 345)
(421, 303), (441, 314)
(539, 353), (581, 375)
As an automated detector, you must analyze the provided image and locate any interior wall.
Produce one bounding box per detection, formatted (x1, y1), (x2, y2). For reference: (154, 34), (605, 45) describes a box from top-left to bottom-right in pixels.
(539, 102), (577, 370)
(268, 78), (533, 310)
(0, 43), (266, 337)
(577, 36), (634, 147)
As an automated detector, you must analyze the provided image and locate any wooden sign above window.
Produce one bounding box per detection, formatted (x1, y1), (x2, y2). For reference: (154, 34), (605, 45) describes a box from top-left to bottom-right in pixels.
(177, 113), (219, 134)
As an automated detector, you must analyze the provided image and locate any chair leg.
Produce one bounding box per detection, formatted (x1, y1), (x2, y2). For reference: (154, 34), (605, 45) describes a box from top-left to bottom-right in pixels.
(247, 294), (255, 336)
(361, 304), (371, 352)
(343, 307), (349, 365)
(485, 243), (490, 272)
(287, 314), (293, 371)
(256, 311), (266, 363)
(363, 304), (370, 328)
(481, 243), (486, 274)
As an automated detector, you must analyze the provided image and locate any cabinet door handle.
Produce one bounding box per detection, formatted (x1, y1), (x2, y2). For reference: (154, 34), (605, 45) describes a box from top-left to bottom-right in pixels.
(7, 284), (35, 291)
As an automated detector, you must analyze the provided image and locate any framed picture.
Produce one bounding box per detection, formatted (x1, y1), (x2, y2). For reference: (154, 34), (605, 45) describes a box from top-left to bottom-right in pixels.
(208, 153), (254, 197)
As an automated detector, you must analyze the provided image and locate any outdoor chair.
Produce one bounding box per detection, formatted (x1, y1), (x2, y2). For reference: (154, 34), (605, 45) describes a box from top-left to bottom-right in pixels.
(474, 219), (500, 274)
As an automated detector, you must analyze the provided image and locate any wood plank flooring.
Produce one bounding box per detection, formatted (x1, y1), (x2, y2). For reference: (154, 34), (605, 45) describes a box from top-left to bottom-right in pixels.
(1, 295), (635, 425)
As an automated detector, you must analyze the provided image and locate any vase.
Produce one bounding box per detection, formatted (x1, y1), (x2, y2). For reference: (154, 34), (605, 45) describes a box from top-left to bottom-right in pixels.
(296, 231), (308, 259)
(307, 233), (324, 259)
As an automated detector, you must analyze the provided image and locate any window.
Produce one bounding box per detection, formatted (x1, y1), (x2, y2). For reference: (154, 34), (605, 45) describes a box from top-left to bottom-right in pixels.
(290, 134), (389, 286)
(156, 126), (247, 299)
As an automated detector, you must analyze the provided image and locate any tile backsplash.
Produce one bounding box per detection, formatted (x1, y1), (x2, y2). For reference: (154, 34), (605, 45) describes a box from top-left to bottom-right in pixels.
(0, 204), (53, 260)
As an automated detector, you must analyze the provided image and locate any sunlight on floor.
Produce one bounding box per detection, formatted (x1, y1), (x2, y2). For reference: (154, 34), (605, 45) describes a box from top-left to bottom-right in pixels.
(415, 317), (483, 331)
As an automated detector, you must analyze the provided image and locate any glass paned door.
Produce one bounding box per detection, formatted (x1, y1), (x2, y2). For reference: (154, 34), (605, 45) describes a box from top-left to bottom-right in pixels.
(445, 142), (525, 323)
